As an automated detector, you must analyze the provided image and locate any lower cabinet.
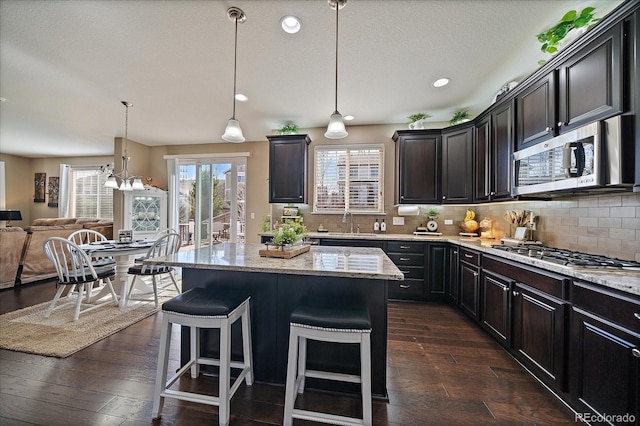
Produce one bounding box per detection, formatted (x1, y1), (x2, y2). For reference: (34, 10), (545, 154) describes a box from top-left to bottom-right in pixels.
(481, 270), (512, 346)
(459, 248), (481, 321)
(426, 243), (448, 301)
(569, 281), (640, 423)
(448, 245), (459, 302)
(386, 241), (426, 301)
(482, 255), (569, 393)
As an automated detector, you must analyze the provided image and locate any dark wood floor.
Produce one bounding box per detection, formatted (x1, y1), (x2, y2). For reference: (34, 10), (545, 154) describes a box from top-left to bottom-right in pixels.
(0, 280), (577, 425)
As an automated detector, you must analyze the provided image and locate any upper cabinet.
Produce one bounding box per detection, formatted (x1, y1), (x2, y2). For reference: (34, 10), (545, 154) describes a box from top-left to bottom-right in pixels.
(267, 134), (311, 204)
(393, 130), (441, 204)
(516, 71), (556, 151)
(441, 125), (473, 204)
(557, 22), (623, 133)
(516, 22), (624, 151)
(474, 116), (491, 202)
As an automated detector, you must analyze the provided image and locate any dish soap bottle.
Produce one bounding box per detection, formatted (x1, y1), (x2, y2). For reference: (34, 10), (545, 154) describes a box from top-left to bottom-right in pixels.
(380, 219), (387, 233)
(374, 219), (380, 232)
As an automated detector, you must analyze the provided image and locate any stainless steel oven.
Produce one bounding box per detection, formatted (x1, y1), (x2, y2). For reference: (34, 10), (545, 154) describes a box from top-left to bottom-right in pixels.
(512, 116), (632, 196)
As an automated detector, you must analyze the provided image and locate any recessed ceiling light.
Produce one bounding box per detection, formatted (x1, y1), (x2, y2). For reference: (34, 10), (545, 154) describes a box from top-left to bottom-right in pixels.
(433, 78), (450, 87)
(235, 93), (248, 102)
(0, 97), (6, 102)
(344, 115), (354, 121)
(280, 16), (301, 34)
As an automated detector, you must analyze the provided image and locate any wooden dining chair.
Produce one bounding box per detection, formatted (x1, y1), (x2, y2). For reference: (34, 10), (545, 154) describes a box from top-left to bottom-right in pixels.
(126, 232), (181, 307)
(43, 237), (119, 321)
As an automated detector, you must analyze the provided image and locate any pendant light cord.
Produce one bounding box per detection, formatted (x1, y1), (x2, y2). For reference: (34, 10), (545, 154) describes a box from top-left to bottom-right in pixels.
(333, 2), (339, 114)
(232, 15), (239, 119)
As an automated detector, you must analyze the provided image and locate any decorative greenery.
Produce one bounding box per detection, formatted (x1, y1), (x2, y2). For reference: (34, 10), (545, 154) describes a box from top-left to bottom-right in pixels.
(537, 7), (599, 64)
(407, 113), (431, 123)
(259, 216), (271, 233)
(425, 208), (440, 218)
(271, 222), (308, 246)
(449, 110), (470, 125)
(276, 123), (299, 135)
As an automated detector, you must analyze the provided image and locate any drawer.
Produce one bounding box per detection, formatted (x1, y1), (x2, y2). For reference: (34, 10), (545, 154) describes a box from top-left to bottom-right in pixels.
(459, 248), (480, 266)
(388, 279), (425, 300)
(387, 241), (424, 254)
(387, 253), (424, 266)
(395, 265), (424, 280)
(572, 281), (640, 333)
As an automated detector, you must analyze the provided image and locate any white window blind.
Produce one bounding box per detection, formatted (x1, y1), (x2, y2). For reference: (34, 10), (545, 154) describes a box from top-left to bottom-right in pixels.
(68, 167), (113, 219)
(314, 144), (384, 213)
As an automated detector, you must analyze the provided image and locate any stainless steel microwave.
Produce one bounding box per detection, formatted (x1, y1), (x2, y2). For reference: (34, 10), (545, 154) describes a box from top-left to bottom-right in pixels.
(512, 116), (632, 196)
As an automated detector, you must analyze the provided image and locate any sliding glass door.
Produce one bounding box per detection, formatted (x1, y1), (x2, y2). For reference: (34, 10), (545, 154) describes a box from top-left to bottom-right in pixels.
(174, 157), (246, 248)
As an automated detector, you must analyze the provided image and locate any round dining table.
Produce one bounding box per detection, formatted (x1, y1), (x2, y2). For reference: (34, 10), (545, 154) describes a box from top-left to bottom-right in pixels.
(79, 239), (156, 307)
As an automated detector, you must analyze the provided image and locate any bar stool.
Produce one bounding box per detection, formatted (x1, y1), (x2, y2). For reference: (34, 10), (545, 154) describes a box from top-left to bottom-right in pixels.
(283, 299), (372, 426)
(152, 287), (253, 426)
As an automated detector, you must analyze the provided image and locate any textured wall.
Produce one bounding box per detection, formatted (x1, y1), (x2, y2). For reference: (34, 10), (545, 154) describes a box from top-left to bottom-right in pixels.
(280, 192), (640, 262)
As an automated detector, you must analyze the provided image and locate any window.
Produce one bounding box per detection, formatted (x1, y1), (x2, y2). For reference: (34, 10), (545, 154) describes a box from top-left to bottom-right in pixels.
(313, 144), (384, 213)
(67, 167), (113, 219)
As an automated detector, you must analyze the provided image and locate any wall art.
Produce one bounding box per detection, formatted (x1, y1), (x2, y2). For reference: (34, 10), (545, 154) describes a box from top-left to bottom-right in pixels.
(48, 176), (59, 207)
(34, 173), (46, 203)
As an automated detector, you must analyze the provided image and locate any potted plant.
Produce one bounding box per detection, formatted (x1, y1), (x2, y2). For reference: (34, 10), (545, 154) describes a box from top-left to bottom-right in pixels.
(407, 112), (431, 130)
(449, 110), (470, 126)
(425, 207), (440, 220)
(271, 222), (308, 247)
(537, 7), (599, 65)
(276, 123), (299, 135)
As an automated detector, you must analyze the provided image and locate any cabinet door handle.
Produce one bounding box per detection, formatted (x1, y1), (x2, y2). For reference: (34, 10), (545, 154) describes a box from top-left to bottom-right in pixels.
(558, 121), (565, 127)
(512, 291), (520, 297)
(632, 348), (640, 358)
(400, 270), (411, 274)
(453, 251), (458, 254)
(299, 195), (302, 199)
(442, 196), (446, 200)
(634, 313), (640, 320)
(503, 286), (509, 292)
(545, 127), (552, 132)
(400, 245), (411, 249)
(473, 272), (479, 277)
(399, 257), (411, 261)
(400, 284), (411, 289)
(464, 254), (474, 258)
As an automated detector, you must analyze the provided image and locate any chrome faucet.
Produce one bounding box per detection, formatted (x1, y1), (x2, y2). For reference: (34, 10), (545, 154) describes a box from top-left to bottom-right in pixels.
(342, 211), (353, 233)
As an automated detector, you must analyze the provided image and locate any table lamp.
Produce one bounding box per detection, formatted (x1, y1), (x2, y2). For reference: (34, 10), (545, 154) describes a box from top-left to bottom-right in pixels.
(0, 210), (22, 226)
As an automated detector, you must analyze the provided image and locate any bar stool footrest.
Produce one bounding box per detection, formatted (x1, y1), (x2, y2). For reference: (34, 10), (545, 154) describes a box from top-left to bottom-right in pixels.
(304, 369), (362, 384)
(292, 409), (365, 426)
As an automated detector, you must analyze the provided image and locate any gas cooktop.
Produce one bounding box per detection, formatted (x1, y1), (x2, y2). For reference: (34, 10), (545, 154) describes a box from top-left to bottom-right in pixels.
(490, 245), (640, 271)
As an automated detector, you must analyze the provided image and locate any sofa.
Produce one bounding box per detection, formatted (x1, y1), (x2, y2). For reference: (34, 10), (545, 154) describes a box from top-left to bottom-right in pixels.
(18, 217), (114, 285)
(0, 227), (28, 289)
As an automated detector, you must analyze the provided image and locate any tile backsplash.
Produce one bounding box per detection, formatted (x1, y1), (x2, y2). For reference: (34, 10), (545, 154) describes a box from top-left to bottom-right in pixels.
(272, 192), (640, 262)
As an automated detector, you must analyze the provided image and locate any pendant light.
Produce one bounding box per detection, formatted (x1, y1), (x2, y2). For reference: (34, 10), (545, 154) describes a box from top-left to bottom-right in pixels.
(104, 101), (145, 191)
(222, 7), (246, 143)
(325, 0), (348, 139)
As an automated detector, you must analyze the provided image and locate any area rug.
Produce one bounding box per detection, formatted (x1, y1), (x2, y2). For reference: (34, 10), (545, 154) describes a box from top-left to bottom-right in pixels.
(0, 286), (179, 358)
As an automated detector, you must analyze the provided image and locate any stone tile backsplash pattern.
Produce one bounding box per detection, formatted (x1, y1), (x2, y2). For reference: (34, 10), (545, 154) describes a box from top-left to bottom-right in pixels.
(274, 192), (640, 262)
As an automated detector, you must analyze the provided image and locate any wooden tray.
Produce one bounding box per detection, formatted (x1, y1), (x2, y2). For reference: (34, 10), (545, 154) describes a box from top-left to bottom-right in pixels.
(259, 244), (310, 259)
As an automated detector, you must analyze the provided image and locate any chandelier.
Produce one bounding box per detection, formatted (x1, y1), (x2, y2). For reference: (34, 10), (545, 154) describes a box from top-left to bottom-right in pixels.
(104, 101), (144, 191)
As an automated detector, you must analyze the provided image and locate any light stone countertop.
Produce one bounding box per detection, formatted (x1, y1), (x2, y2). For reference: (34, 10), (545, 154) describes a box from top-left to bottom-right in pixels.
(260, 232), (640, 297)
(144, 243), (404, 281)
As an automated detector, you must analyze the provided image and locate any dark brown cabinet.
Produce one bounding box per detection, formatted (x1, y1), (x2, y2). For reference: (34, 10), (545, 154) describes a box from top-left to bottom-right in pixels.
(441, 125), (473, 204)
(473, 116), (491, 202)
(473, 101), (514, 202)
(569, 281), (640, 423)
(557, 22), (623, 133)
(491, 101), (514, 200)
(393, 130), (441, 204)
(516, 71), (556, 151)
(267, 134), (311, 203)
(426, 243), (448, 301)
(448, 245), (459, 302)
(459, 248), (481, 321)
(481, 270), (512, 346)
(386, 241), (426, 301)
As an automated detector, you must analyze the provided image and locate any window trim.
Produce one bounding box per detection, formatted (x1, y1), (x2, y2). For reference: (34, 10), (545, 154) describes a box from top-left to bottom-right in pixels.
(313, 143), (385, 214)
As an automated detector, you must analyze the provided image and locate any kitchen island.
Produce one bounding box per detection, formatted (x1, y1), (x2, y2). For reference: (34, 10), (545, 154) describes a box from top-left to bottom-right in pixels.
(145, 243), (403, 399)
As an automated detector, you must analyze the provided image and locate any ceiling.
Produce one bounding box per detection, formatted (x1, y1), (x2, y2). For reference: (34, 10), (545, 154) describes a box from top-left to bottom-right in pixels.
(0, 0), (624, 158)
